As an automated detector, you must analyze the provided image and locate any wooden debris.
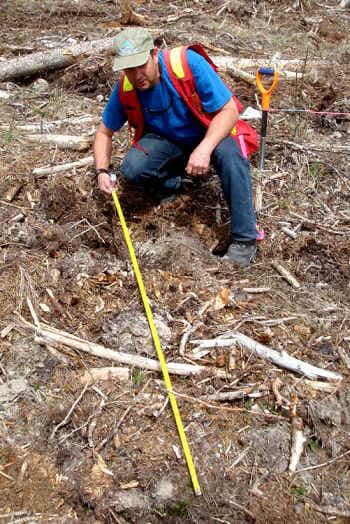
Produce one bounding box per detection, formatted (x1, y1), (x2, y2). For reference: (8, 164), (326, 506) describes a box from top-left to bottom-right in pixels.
(27, 134), (91, 151)
(80, 367), (130, 384)
(281, 226), (298, 239)
(1, 115), (96, 133)
(307, 502), (350, 518)
(254, 183), (263, 212)
(214, 56), (329, 75)
(202, 387), (267, 402)
(33, 155), (94, 176)
(120, 0), (148, 25)
(338, 347), (350, 369)
(50, 382), (89, 441)
(22, 320), (229, 378)
(271, 261), (301, 288)
(0, 36), (119, 82)
(0, 323), (15, 339)
(4, 183), (23, 202)
(289, 396), (306, 472)
(228, 67), (255, 85)
(10, 212), (25, 223)
(296, 449), (350, 474)
(0, 31), (330, 83)
(191, 331), (342, 381)
(301, 379), (340, 393)
(179, 321), (202, 356)
(242, 287), (271, 294)
(272, 377), (290, 407)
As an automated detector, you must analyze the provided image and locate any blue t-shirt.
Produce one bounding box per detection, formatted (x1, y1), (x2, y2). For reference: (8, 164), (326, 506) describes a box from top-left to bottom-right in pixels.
(102, 49), (232, 146)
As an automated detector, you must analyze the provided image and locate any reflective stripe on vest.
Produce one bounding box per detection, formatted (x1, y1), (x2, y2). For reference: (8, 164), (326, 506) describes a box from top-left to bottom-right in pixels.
(123, 75), (134, 92)
(169, 47), (186, 79)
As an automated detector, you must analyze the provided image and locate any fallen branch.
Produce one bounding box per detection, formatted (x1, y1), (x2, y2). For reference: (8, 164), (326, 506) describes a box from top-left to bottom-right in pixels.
(274, 139), (350, 155)
(301, 379), (339, 393)
(22, 320), (228, 378)
(307, 502), (350, 518)
(26, 134), (91, 151)
(202, 387), (267, 402)
(1, 115), (96, 133)
(50, 382), (89, 441)
(296, 449), (350, 474)
(338, 347), (350, 369)
(80, 367), (130, 384)
(33, 156), (94, 176)
(289, 397), (306, 473)
(272, 261), (301, 288)
(215, 56), (330, 75)
(191, 332), (342, 381)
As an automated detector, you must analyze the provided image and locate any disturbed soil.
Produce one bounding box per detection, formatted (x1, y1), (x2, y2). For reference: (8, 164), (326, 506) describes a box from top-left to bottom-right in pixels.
(0, 1), (349, 523)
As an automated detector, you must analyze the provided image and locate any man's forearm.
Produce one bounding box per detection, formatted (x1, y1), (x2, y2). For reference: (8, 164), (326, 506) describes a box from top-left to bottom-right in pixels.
(93, 126), (113, 169)
(185, 98), (239, 176)
(200, 99), (239, 154)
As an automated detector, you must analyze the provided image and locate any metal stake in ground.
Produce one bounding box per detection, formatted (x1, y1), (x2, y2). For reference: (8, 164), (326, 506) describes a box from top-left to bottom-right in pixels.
(256, 67), (279, 169)
(111, 189), (201, 497)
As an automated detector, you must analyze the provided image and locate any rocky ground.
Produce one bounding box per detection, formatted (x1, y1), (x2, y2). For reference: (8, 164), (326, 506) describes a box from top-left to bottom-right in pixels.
(0, 1), (349, 523)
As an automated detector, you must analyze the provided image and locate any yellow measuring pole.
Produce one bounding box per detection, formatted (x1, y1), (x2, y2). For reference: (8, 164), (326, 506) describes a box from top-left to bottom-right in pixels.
(111, 190), (201, 496)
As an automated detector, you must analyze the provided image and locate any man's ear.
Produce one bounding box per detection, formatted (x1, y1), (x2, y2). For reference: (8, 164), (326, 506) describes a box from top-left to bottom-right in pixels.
(152, 48), (159, 60)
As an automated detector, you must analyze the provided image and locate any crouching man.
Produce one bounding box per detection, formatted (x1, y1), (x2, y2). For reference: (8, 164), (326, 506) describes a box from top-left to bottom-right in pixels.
(93, 28), (259, 266)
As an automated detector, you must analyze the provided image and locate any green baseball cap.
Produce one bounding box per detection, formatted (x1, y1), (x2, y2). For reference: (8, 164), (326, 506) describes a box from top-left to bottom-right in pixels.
(113, 28), (154, 71)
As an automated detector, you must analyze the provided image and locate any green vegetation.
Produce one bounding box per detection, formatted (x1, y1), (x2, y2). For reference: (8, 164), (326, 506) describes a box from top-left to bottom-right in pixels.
(165, 500), (189, 518)
(132, 369), (145, 387)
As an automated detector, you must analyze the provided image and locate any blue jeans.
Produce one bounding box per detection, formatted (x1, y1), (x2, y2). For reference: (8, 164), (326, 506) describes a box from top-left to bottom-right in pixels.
(120, 133), (257, 242)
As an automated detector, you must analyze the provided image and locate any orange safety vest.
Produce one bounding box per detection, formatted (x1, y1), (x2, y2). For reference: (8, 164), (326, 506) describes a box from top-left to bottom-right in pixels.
(118, 44), (259, 158)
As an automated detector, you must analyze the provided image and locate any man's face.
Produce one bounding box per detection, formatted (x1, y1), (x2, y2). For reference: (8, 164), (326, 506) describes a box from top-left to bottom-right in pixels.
(124, 50), (160, 90)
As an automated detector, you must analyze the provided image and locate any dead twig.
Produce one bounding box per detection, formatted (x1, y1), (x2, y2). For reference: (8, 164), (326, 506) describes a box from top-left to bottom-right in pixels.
(271, 261), (301, 288)
(49, 382), (89, 441)
(96, 405), (132, 452)
(33, 155), (94, 176)
(228, 498), (255, 520)
(306, 501), (350, 518)
(191, 332), (342, 381)
(295, 449), (350, 474)
(289, 395), (306, 473)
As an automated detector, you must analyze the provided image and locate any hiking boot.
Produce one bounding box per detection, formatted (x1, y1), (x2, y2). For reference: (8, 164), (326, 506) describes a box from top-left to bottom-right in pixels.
(222, 240), (257, 266)
(152, 176), (182, 204)
(153, 187), (180, 204)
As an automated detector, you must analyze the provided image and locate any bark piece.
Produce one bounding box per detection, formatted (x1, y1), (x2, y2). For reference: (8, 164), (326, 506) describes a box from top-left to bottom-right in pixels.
(27, 134), (91, 151)
(4, 183), (23, 202)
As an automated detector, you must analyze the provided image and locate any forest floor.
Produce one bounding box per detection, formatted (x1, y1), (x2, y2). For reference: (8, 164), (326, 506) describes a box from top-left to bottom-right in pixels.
(0, 0), (349, 523)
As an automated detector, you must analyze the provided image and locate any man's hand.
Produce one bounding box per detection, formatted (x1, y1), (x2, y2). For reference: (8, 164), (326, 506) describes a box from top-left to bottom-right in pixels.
(98, 172), (117, 195)
(185, 144), (211, 177)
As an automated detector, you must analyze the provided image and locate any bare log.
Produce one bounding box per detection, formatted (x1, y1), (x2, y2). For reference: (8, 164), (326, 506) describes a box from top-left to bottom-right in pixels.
(26, 134), (91, 151)
(191, 332), (342, 381)
(1, 115), (96, 133)
(33, 156), (94, 176)
(23, 320), (228, 378)
(0, 29), (331, 83)
(215, 56), (330, 76)
(0, 36), (118, 82)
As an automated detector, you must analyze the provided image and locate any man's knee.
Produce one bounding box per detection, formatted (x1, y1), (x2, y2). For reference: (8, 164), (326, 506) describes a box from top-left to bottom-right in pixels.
(213, 136), (250, 172)
(120, 148), (147, 184)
